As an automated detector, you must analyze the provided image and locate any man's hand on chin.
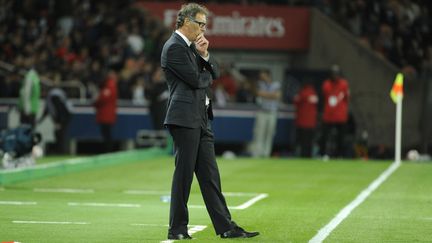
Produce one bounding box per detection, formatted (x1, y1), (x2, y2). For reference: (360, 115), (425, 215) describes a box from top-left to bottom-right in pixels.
(195, 34), (209, 57)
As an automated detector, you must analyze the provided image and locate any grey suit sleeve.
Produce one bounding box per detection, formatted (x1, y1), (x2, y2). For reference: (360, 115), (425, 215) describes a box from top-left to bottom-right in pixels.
(166, 43), (212, 89)
(199, 54), (220, 80)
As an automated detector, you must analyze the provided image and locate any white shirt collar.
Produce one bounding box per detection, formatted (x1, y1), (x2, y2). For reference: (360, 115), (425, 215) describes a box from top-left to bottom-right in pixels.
(175, 30), (192, 47)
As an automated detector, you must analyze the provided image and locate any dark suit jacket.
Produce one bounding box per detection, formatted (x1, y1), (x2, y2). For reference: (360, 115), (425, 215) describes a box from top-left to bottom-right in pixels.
(161, 32), (219, 128)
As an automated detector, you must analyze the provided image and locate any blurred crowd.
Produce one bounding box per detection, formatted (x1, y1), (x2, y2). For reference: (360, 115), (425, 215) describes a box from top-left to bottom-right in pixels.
(214, 0), (432, 76)
(212, 0), (432, 74)
(1, 0), (430, 102)
(323, 0), (432, 75)
(0, 0), (170, 101)
(209, 0), (432, 105)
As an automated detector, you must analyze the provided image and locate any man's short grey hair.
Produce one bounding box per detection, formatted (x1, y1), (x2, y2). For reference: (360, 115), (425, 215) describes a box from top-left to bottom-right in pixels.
(175, 3), (209, 29)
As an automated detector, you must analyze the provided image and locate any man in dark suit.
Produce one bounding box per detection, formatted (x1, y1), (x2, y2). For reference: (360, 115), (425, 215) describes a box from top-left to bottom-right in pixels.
(161, 3), (259, 240)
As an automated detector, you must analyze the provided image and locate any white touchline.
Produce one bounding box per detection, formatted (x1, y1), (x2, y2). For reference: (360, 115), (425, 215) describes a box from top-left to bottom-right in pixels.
(13, 220), (89, 225)
(309, 161), (401, 243)
(189, 193), (269, 210)
(159, 225), (207, 243)
(34, 188), (95, 193)
(232, 193), (269, 210)
(0, 201), (37, 205)
(68, 202), (141, 208)
(188, 225), (207, 235)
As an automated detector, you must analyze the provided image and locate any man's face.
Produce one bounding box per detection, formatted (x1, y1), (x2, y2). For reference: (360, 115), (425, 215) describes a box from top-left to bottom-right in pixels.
(188, 13), (207, 41)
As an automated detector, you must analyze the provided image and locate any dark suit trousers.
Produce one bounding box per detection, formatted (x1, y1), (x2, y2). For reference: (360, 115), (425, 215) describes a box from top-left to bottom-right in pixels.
(168, 117), (234, 235)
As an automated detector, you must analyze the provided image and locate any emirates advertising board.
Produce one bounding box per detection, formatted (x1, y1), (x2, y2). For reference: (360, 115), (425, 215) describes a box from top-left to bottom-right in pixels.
(137, 2), (310, 50)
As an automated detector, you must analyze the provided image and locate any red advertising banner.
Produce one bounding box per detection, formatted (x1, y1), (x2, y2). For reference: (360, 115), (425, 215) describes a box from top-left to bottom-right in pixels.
(136, 2), (310, 50)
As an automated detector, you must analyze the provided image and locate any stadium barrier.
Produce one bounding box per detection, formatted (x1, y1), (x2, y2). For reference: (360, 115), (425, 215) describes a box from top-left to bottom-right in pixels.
(67, 103), (295, 149)
(0, 101), (295, 151)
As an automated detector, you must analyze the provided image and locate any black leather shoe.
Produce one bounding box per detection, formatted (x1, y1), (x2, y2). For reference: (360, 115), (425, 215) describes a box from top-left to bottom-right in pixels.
(221, 226), (259, 238)
(167, 233), (192, 240)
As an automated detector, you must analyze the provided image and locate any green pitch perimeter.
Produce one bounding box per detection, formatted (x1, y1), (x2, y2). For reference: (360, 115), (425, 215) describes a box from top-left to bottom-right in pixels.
(0, 152), (431, 242)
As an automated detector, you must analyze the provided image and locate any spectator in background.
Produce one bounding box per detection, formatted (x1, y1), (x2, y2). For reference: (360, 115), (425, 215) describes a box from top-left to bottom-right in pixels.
(85, 60), (104, 99)
(214, 82), (229, 107)
(118, 58), (138, 100)
(319, 64), (350, 158)
(212, 63), (237, 101)
(236, 80), (255, 103)
(18, 56), (41, 128)
(145, 66), (168, 130)
(293, 81), (318, 158)
(132, 77), (148, 105)
(93, 70), (118, 152)
(0, 75), (14, 98)
(38, 81), (73, 154)
(249, 70), (281, 157)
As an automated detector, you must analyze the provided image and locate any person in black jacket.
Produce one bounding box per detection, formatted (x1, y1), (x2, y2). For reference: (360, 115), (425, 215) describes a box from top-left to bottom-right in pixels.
(161, 3), (259, 240)
(39, 85), (72, 154)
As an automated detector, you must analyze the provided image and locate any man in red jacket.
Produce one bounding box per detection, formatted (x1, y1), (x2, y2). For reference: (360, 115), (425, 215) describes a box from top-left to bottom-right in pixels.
(294, 82), (318, 157)
(319, 65), (350, 158)
(94, 71), (118, 152)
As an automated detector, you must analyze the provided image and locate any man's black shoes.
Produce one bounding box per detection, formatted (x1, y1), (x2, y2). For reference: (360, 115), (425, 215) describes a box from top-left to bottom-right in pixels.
(167, 233), (192, 240)
(221, 226), (260, 239)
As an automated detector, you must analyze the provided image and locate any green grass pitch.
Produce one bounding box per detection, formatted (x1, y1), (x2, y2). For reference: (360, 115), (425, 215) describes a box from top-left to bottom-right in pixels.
(0, 155), (431, 242)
